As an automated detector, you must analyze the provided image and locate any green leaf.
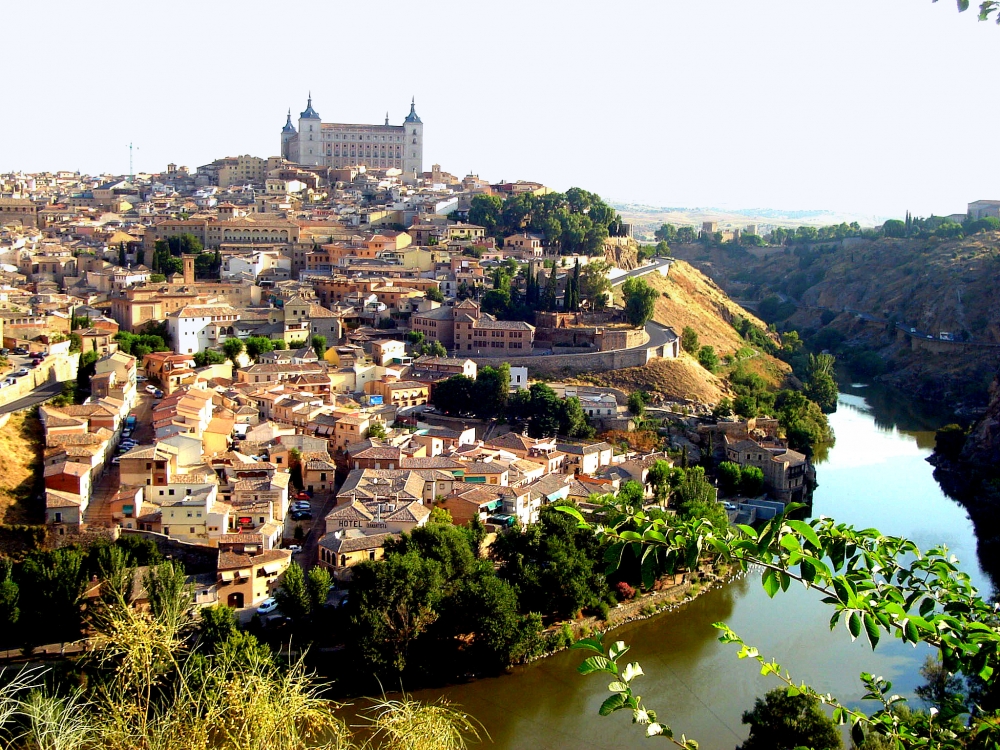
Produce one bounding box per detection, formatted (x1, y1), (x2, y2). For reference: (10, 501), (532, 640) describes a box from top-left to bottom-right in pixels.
(848, 611), (862, 640)
(904, 619), (919, 643)
(607, 681), (629, 693)
(787, 519), (822, 549)
(608, 641), (629, 662)
(578, 655), (617, 676)
(570, 637), (605, 654)
(555, 504), (586, 524)
(863, 612), (881, 649)
(599, 693), (628, 716)
(762, 568), (779, 598)
(799, 558), (816, 584)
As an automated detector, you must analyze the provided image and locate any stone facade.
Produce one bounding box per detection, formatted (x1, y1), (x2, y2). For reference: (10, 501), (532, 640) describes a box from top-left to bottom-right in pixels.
(281, 95), (424, 178)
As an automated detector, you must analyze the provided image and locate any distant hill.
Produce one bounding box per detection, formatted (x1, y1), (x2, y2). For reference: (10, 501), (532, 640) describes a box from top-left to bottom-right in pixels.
(611, 203), (886, 241)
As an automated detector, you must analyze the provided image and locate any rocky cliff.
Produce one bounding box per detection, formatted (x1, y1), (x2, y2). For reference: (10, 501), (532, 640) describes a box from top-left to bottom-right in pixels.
(961, 368), (1000, 466)
(670, 233), (1000, 407)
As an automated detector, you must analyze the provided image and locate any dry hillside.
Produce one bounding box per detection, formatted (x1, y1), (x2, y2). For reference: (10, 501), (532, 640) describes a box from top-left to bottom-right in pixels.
(586, 260), (792, 402)
(627, 260), (778, 356)
(583, 357), (729, 404)
(0, 411), (44, 524)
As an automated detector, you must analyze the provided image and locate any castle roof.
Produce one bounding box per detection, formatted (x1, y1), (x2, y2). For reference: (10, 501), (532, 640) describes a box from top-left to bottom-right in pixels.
(404, 97), (422, 124)
(300, 94), (320, 120)
(282, 109), (297, 134)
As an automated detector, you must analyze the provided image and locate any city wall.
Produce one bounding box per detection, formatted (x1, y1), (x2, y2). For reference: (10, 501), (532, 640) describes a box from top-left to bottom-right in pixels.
(0, 349), (80, 410)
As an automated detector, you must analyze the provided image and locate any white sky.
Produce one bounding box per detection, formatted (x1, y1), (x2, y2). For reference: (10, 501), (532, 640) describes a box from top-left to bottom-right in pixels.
(4, 0), (998, 217)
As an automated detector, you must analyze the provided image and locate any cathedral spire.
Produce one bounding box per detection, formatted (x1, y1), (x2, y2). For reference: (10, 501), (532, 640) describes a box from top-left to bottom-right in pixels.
(385, 111), (389, 126)
(282, 108), (296, 134)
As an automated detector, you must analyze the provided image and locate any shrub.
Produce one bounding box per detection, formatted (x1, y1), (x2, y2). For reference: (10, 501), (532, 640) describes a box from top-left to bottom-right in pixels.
(615, 581), (636, 601)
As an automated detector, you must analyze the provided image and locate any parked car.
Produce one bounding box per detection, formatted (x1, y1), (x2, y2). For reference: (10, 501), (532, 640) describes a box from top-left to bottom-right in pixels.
(153, 389), (163, 398)
(2, 379), (14, 388)
(295, 491), (311, 501)
(12, 347), (27, 355)
(291, 511), (313, 521)
(145, 385), (158, 395)
(287, 545), (302, 554)
(13, 368), (29, 377)
(256, 598), (279, 615)
(136, 375), (148, 382)
(112, 457), (121, 465)
(722, 501), (737, 511)
(0, 348), (8, 356)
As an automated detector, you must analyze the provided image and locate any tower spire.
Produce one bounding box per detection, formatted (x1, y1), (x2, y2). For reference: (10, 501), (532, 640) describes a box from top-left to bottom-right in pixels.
(385, 111), (389, 126)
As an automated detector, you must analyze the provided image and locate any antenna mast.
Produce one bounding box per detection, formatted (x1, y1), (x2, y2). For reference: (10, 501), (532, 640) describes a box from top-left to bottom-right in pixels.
(127, 142), (138, 179)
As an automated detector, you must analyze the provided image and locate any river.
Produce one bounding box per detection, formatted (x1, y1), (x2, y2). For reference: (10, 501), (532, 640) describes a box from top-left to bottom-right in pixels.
(409, 388), (988, 749)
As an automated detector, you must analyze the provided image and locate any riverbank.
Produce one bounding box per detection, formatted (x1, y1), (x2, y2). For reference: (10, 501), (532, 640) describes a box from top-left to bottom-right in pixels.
(530, 563), (735, 664)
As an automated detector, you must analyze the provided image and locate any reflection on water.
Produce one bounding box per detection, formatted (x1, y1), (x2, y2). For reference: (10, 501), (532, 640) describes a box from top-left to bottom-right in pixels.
(408, 391), (981, 750)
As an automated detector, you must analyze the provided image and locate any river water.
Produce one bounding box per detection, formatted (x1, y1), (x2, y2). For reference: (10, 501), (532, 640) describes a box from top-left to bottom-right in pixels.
(410, 388), (987, 749)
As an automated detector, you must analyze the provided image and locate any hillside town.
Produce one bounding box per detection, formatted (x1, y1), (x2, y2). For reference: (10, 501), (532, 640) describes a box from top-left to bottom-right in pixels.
(0, 97), (815, 623)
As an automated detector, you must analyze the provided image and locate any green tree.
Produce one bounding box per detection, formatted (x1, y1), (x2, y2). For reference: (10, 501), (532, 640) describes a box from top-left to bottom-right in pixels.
(540, 266), (558, 311)
(654, 223), (678, 243)
(469, 194), (503, 237)
(739, 688), (843, 750)
(473, 364), (510, 420)
(197, 604), (238, 653)
(646, 460), (674, 505)
(718, 461), (743, 495)
(680, 326), (699, 354)
(697, 345), (719, 372)
(273, 562), (311, 623)
(346, 551), (445, 675)
(580, 259), (612, 309)
(0, 560), (19, 636)
(305, 566), (332, 615)
(311, 335), (327, 359)
(365, 422), (387, 440)
(288, 447), (303, 490)
(425, 285), (445, 303)
(222, 337), (244, 365)
(560, 396), (594, 439)
(621, 276), (659, 328)
(432, 374), (476, 416)
(192, 349), (226, 367)
(627, 391), (646, 417)
(740, 465), (764, 496)
(244, 336), (274, 362)
(405, 330), (425, 347)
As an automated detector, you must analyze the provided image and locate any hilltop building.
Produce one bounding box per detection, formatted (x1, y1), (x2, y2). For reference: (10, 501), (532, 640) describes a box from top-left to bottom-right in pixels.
(280, 94), (424, 179)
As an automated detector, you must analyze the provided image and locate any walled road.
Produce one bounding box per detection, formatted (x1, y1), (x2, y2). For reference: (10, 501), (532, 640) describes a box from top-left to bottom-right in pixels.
(610, 256), (673, 286)
(0, 382), (64, 415)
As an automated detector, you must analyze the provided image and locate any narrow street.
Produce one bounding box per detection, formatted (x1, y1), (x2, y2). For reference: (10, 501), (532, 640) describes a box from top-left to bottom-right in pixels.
(83, 393), (155, 527)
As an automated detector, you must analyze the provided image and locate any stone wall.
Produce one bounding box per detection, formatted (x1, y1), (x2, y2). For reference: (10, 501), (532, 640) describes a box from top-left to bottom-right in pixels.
(120, 529), (220, 574)
(0, 351), (80, 410)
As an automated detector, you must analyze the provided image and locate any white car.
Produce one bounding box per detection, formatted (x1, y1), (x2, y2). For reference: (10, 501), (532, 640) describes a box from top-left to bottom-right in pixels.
(13, 368), (29, 377)
(256, 597), (279, 615)
(287, 545), (302, 554)
(145, 385), (158, 395)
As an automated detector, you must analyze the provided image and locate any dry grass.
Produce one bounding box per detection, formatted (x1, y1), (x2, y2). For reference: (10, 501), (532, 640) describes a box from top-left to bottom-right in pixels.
(583, 357), (729, 404)
(0, 411), (44, 524)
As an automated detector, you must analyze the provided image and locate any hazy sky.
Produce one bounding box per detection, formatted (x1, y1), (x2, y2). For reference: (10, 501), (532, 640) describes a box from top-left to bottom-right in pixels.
(5, 1), (998, 218)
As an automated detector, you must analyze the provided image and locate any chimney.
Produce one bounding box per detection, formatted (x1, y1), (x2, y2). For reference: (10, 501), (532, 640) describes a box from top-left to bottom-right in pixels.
(182, 254), (195, 285)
